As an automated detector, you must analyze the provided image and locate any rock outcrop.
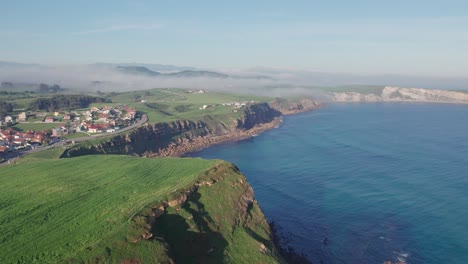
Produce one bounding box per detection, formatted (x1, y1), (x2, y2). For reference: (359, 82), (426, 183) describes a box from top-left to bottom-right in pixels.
(130, 162), (286, 263)
(269, 98), (321, 115)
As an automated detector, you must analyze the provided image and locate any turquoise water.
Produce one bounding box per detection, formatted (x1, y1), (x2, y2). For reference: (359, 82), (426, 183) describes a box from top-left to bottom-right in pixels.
(190, 103), (468, 263)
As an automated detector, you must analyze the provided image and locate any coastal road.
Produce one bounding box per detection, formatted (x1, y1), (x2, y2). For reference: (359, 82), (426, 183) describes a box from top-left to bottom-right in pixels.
(0, 114), (148, 166)
(68, 113), (148, 143)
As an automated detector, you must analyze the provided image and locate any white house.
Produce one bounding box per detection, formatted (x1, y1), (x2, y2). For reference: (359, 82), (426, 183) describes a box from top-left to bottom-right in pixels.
(5, 116), (14, 123)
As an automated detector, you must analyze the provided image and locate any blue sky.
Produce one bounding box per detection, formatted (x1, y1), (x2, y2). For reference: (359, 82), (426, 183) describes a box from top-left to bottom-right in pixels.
(1, 0), (468, 77)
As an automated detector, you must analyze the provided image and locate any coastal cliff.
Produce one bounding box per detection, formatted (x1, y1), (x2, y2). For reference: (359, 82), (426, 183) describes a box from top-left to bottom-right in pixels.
(62, 101), (317, 158)
(269, 98), (321, 115)
(127, 161), (286, 263)
(1, 153), (285, 263)
(332, 86), (468, 104)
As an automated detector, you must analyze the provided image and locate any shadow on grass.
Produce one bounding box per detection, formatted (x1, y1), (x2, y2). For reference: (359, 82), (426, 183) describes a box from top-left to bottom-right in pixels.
(152, 192), (228, 264)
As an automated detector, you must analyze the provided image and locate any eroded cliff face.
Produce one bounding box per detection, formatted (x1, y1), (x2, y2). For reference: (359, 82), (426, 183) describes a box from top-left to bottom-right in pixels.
(128, 162), (285, 263)
(235, 103), (281, 129)
(63, 103), (283, 158)
(269, 98), (321, 115)
(332, 86), (468, 104)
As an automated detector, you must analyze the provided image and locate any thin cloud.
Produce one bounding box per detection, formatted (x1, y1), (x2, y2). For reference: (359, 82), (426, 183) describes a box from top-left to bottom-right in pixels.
(72, 24), (162, 35)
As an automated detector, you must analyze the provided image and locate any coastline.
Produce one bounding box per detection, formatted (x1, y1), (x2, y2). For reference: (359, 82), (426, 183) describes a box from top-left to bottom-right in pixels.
(157, 103), (322, 158)
(61, 100), (321, 159)
(153, 117), (283, 157)
(326, 100), (468, 106)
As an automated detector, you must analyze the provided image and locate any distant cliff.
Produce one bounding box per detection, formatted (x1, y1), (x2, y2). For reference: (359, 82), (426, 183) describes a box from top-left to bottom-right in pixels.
(269, 98), (321, 115)
(63, 103), (285, 158)
(62, 100), (319, 158)
(332, 86), (468, 104)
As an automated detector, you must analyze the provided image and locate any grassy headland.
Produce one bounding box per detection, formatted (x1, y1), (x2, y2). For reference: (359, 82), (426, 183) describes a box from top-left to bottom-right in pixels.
(0, 150), (283, 263)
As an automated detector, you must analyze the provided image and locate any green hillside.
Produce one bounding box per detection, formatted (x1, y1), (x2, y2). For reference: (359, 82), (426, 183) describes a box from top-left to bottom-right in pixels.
(102, 88), (271, 123)
(0, 153), (283, 263)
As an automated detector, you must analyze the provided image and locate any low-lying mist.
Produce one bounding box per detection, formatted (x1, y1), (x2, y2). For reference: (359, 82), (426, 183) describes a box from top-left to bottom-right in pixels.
(1, 63), (467, 98)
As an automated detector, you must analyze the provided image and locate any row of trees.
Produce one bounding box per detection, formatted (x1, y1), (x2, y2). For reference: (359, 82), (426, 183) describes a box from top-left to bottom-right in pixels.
(29, 95), (110, 111)
(38, 83), (64, 93)
(0, 101), (14, 117)
(0, 91), (37, 95)
(1, 82), (14, 88)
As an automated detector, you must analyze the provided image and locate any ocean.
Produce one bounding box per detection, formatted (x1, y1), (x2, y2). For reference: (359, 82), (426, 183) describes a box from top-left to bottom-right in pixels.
(189, 103), (468, 264)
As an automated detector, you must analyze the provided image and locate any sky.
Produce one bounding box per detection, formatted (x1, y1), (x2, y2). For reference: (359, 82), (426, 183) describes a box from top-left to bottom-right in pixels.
(1, 0), (468, 77)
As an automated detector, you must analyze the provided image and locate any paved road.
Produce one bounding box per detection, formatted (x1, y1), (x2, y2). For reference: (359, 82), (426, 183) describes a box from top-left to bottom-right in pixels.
(0, 114), (148, 166)
(67, 113), (148, 143)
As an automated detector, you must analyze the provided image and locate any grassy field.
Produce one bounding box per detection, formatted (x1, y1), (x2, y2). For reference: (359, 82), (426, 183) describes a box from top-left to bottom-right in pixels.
(103, 88), (272, 123)
(12, 122), (59, 131)
(0, 152), (283, 263)
(2, 88), (273, 125)
(0, 154), (216, 263)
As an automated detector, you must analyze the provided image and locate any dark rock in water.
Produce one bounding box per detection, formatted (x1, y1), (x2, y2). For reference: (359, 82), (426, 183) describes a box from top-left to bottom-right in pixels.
(270, 221), (312, 264)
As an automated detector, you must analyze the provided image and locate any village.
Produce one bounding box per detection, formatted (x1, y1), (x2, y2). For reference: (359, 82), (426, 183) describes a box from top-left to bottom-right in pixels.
(0, 105), (137, 155)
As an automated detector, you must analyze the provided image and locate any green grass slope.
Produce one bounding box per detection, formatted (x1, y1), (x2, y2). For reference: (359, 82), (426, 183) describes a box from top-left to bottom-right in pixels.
(0, 155), (214, 263)
(0, 154), (283, 263)
(103, 88), (271, 123)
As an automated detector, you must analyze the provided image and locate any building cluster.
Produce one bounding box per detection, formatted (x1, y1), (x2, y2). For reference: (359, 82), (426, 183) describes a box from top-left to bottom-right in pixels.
(221, 101), (255, 112)
(222, 101), (255, 108)
(0, 128), (46, 153)
(0, 112), (27, 126)
(198, 101), (255, 112)
(187, 89), (206, 94)
(78, 105), (136, 133)
(0, 105), (138, 155)
(49, 105), (137, 134)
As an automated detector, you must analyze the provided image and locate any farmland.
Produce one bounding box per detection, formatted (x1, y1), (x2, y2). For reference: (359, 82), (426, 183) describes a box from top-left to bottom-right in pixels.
(103, 88), (272, 123)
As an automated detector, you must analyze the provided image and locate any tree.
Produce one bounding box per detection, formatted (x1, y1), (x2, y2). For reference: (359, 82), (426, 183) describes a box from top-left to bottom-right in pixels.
(29, 95), (110, 111)
(1, 82), (13, 88)
(0, 101), (14, 116)
(39, 83), (50, 93)
(50, 84), (61, 93)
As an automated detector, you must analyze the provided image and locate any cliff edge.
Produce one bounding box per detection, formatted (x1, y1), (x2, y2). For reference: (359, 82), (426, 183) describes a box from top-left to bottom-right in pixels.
(62, 100), (318, 158)
(0, 154), (284, 263)
(128, 161), (286, 263)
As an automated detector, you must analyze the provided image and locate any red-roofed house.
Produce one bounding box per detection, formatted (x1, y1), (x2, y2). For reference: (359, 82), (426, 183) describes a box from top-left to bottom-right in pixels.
(13, 139), (24, 145)
(88, 125), (103, 133)
(31, 134), (44, 143)
(0, 146), (7, 153)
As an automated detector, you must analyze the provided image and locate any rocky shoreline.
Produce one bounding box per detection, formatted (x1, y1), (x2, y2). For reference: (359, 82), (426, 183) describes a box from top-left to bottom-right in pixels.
(150, 99), (321, 157)
(63, 99), (320, 159)
(152, 117), (282, 157)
